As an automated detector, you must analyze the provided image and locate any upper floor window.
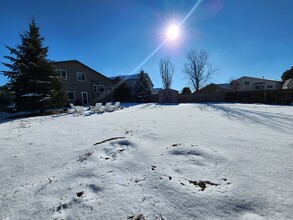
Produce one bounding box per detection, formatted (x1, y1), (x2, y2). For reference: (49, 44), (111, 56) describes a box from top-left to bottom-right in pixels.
(245, 81), (249, 85)
(108, 86), (114, 92)
(77, 72), (86, 82)
(267, 85), (273, 89)
(98, 85), (105, 93)
(56, 69), (67, 80)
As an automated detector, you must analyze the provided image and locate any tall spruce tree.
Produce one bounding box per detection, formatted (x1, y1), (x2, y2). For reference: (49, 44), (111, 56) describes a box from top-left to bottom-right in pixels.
(2, 19), (66, 112)
(133, 70), (152, 102)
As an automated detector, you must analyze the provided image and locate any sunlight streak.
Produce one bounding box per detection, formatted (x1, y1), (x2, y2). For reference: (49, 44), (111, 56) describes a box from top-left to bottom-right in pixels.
(180, 0), (203, 27)
(130, 39), (167, 74)
(124, 0), (204, 83)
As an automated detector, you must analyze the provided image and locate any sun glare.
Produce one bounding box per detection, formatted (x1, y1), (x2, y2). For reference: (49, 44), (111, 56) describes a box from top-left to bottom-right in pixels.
(166, 25), (180, 41)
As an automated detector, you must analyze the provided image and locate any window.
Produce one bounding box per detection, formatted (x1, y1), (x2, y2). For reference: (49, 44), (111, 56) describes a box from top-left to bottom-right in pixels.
(108, 86), (114, 92)
(255, 86), (261, 90)
(56, 69), (67, 80)
(245, 81), (249, 85)
(66, 91), (75, 100)
(267, 85), (273, 89)
(77, 72), (86, 82)
(93, 85), (97, 93)
(98, 85), (105, 93)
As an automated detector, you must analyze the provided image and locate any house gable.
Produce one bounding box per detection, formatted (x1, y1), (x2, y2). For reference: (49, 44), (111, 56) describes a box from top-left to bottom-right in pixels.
(53, 60), (114, 105)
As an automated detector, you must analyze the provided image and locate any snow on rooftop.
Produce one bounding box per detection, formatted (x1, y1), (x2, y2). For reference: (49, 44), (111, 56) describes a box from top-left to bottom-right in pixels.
(0, 103), (292, 219)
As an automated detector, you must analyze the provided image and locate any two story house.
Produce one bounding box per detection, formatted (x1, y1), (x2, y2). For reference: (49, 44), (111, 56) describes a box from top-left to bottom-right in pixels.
(231, 76), (283, 91)
(54, 60), (114, 106)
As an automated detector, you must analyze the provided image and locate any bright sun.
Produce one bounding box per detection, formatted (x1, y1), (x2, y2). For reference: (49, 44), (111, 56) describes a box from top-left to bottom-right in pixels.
(166, 25), (180, 41)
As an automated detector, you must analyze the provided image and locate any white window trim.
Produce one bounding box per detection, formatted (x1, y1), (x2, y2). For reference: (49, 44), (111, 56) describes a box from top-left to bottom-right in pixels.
(66, 91), (75, 100)
(77, 72), (86, 82)
(98, 85), (105, 93)
(56, 69), (67, 80)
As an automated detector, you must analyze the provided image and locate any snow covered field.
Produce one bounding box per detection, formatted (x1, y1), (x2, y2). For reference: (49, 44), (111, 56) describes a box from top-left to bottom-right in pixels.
(0, 103), (292, 220)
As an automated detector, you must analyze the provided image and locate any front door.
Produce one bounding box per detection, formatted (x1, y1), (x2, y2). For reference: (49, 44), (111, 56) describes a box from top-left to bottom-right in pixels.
(81, 92), (88, 106)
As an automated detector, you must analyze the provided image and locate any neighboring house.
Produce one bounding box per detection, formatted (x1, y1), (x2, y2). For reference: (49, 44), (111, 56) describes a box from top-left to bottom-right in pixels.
(54, 60), (114, 106)
(153, 88), (163, 94)
(110, 73), (154, 94)
(199, 83), (232, 93)
(231, 76), (283, 91)
(158, 88), (179, 103)
(282, 78), (293, 89)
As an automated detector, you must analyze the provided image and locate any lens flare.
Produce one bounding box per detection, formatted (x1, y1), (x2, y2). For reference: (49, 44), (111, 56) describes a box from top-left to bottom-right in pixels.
(128, 0), (204, 77)
(166, 25), (180, 41)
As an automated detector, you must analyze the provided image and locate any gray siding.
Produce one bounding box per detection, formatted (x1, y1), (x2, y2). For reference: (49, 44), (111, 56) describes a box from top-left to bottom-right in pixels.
(54, 60), (114, 105)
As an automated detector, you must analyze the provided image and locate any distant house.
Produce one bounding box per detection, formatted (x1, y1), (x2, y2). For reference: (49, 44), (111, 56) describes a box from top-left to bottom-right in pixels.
(110, 73), (154, 94)
(231, 76), (283, 91)
(282, 78), (293, 90)
(199, 83), (232, 93)
(158, 88), (179, 103)
(153, 88), (163, 94)
(53, 60), (114, 106)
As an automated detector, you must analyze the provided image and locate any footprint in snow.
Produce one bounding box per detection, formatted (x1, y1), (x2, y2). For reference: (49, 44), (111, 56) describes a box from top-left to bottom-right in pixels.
(96, 139), (136, 161)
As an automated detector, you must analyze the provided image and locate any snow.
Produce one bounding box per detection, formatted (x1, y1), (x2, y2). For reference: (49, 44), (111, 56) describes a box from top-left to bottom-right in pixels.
(0, 103), (292, 219)
(21, 93), (42, 97)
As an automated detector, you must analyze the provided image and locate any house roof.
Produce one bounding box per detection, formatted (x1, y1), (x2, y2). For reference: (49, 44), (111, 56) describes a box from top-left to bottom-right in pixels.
(200, 83), (232, 90)
(283, 78), (293, 87)
(216, 83), (232, 89)
(109, 74), (140, 81)
(153, 88), (163, 92)
(53, 60), (112, 83)
(110, 73), (154, 87)
(158, 88), (179, 93)
(236, 76), (282, 83)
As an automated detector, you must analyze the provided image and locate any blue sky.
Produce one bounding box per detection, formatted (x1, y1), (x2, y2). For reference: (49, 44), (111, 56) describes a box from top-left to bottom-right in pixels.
(1, 0), (293, 91)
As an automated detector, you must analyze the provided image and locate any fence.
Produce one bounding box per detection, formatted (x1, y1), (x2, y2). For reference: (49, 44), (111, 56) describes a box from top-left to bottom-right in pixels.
(179, 92), (226, 103)
(225, 89), (293, 105)
(153, 89), (293, 105)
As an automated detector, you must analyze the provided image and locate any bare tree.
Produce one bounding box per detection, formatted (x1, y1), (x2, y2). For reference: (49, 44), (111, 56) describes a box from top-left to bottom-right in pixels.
(183, 49), (215, 92)
(159, 58), (174, 89)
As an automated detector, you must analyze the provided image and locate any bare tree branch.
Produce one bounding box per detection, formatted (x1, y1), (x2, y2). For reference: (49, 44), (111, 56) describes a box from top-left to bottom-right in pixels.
(159, 58), (174, 89)
(183, 49), (215, 92)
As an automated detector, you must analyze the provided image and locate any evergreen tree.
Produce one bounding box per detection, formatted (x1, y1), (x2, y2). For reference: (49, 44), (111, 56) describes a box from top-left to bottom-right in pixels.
(1, 19), (66, 112)
(281, 66), (293, 82)
(133, 70), (152, 102)
(113, 77), (131, 101)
